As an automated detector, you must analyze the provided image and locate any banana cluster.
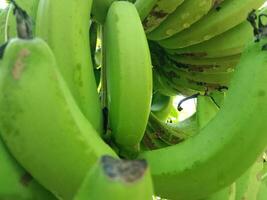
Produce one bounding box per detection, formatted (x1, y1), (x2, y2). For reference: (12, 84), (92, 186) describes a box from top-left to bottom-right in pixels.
(0, 0), (267, 200)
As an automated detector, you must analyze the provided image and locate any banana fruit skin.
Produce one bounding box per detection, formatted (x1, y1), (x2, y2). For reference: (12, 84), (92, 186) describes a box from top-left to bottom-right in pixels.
(196, 95), (220, 129)
(159, 0), (265, 49)
(0, 137), (57, 200)
(104, 1), (152, 156)
(135, 0), (184, 33)
(0, 38), (116, 199)
(139, 37), (267, 200)
(257, 161), (267, 200)
(147, 0), (214, 41)
(167, 21), (253, 58)
(91, 0), (117, 24)
(73, 155), (154, 200)
(203, 184), (236, 200)
(36, 0), (103, 135)
(235, 157), (263, 200)
(0, 8), (8, 43)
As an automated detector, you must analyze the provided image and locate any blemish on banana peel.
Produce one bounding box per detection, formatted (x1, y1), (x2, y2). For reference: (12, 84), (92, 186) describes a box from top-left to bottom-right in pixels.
(12, 48), (30, 80)
(74, 63), (83, 87)
(20, 172), (33, 187)
(101, 156), (147, 183)
(143, 4), (168, 30)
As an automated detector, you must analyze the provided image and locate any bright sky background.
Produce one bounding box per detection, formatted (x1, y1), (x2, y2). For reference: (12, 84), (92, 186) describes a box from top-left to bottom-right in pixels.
(0, 0), (7, 9)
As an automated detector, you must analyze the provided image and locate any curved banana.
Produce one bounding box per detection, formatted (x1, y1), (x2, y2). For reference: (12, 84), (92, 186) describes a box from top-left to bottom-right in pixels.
(0, 137), (57, 200)
(135, 0), (184, 33)
(162, 58), (234, 85)
(166, 21), (253, 58)
(0, 38), (116, 199)
(147, 0), (215, 41)
(167, 53), (241, 67)
(157, 62), (229, 93)
(196, 95), (220, 129)
(73, 155), (154, 200)
(158, 0), (265, 49)
(104, 1), (152, 157)
(36, 0), (103, 135)
(235, 157), (263, 200)
(91, 0), (117, 24)
(139, 36), (267, 199)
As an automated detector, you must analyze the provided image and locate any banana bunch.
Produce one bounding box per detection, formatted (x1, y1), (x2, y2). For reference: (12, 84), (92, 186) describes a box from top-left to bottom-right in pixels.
(1, 0), (267, 200)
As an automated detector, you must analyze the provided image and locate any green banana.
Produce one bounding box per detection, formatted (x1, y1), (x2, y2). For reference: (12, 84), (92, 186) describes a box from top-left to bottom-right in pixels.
(104, 1), (152, 157)
(257, 177), (267, 200)
(209, 90), (226, 107)
(139, 36), (267, 199)
(0, 8), (8, 43)
(158, 0), (265, 49)
(147, 0), (215, 41)
(141, 124), (170, 150)
(157, 62), (229, 93)
(91, 0), (117, 24)
(36, 0), (103, 135)
(0, 38), (116, 199)
(146, 93), (220, 148)
(153, 69), (182, 96)
(196, 95), (220, 129)
(257, 161), (267, 200)
(167, 54), (241, 67)
(166, 21), (253, 58)
(4, 4), (17, 40)
(135, 0), (184, 33)
(73, 155), (154, 200)
(0, 137), (57, 200)
(235, 157), (263, 200)
(163, 58), (234, 85)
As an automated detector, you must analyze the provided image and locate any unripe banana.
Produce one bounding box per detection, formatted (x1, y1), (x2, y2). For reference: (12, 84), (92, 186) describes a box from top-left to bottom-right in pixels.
(166, 21), (253, 58)
(0, 38), (116, 199)
(196, 95), (220, 129)
(147, 0), (216, 40)
(235, 157), (263, 200)
(135, 0), (184, 32)
(104, 1), (152, 157)
(139, 37), (267, 199)
(73, 155), (154, 200)
(0, 137), (57, 200)
(257, 161), (267, 200)
(0, 8), (8, 43)
(158, 0), (265, 49)
(36, 0), (103, 135)
(167, 54), (240, 67)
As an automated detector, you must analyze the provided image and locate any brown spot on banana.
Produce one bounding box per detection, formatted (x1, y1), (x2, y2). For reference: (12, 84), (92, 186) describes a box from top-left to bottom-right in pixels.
(12, 48), (30, 80)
